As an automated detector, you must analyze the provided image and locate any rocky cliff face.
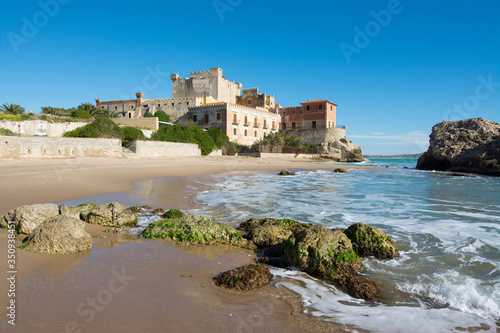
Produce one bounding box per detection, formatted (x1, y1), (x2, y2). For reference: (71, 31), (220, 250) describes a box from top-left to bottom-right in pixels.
(417, 118), (500, 176)
(317, 139), (364, 162)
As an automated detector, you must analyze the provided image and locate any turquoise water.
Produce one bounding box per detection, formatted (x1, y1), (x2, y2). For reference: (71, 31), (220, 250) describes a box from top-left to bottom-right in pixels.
(324, 157), (419, 169)
(194, 167), (500, 332)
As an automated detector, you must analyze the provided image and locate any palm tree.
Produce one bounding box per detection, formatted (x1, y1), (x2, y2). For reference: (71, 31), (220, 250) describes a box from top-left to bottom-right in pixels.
(41, 106), (66, 116)
(1, 103), (25, 115)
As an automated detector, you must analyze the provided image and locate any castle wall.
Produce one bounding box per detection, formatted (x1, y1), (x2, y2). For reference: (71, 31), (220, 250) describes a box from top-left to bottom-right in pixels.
(112, 117), (159, 131)
(129, 140), (201, 157)
(0, 136), (122, 160)
(0, 120), (88, 137)
(284, 128), (347, 145)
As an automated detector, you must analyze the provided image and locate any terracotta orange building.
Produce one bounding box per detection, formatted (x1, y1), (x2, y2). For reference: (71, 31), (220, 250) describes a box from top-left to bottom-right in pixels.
(280, 99), (337, 130)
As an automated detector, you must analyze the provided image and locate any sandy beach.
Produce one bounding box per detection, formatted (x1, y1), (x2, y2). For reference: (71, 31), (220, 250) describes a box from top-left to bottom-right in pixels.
(0, 156), (374, 333)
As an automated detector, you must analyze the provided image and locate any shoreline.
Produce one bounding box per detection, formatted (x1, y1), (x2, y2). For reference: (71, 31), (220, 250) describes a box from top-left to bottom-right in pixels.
(0, 156), (376, 332)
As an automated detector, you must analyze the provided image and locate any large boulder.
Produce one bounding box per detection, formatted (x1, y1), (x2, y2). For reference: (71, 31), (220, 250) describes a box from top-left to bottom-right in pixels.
(22, 215), (92, 254)
(238, 218), (301, 256)
(344, 223), (399, 259)
(85, 202), (137, 227)
(141, 212), (250, 247)
(282, 225), (363, 279)
(0, 203), (59, 235)
(317, 139), (364, 162)
(214, 264), (273, 291)
(417, 118), (500, 175)
(67, 203), (97, 221)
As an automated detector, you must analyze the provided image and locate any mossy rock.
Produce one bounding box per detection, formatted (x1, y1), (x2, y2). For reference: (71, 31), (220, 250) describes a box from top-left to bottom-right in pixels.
(344, 223), (399, 259)
(282, 224), (363, 280)
(141, 213), (251, 247)
(153, 208), (165, 215)
(279, 170), (297, 176)
(129, 206), (143, 213)
(85, 202), (137, 228)
(162, 209), (184, 219)
(334, 168), (346, 173)
(214, 264), (272, 291)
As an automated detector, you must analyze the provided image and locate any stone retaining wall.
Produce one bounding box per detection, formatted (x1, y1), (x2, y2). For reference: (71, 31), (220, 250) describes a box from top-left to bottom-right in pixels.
(285, 128), (346, 145)
(129, 140), (201, 157)
(0, 120), (88, 137)
(0, 136), (122, 160)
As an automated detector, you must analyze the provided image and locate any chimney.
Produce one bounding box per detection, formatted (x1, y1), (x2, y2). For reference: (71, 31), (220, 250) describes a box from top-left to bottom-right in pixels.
(95, 99), (102, 109)
(135, 92), (143, 110)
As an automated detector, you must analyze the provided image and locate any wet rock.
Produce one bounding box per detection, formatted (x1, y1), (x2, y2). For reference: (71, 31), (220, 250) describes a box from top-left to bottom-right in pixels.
(334, 168), (346, 173)
(153, 208), (165, 215)
(141, 213), (251, 247)
(283, 225), (363, 279)
(279, 170), (296, 176)
(85, 202), (137, 228)
(0, 203), (59, 235)
(214, 264), (272, 291)
(129, 206), (143, 213)
(239, 218), (301, 256)
(68, 203), (97, 221)
(344, 223), (399, 259)
(162, 209), (183, 219)
(59, 203), (70, 216)
(417, 118), (500, 176)
(22, 215), (92, 254)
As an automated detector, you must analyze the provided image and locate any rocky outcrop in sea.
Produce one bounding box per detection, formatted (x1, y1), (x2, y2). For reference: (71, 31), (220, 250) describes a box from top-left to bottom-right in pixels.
(417, 118), (500, 176)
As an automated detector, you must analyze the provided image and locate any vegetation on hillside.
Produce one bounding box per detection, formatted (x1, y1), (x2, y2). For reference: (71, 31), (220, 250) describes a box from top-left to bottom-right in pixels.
(0, 114), (32, 121)
(42, 102), (119, 119)
(145, 110), (170, 122)
(1, 103), (25, 115)
(151, 124), (235, 156)
(64, 117), (124, 139)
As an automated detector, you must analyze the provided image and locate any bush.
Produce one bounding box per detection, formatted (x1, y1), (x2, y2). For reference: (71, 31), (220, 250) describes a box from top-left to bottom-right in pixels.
(222, 142), (238, 156)
(71, 109), (92, 119)
(0, 114), (32, 121)
(0, 128), (17, 136)
(340, 138), (349, 144)
(146, 110), (170, 122)
(151, 124), (222, 155)
(64, 117), (123, 139)
(284, 135), (302, 147)
(122, 127), (145, 146)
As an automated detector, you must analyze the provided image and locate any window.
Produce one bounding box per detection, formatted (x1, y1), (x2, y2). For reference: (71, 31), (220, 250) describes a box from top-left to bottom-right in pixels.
(272, 121), (275, 129)
(248, 99), (252, 105)
(292, 122), (296, 129)
(130, 106), (134, 110)
(293, 111), (295, 114)
(330, 105), (333, 111)
(172, 103), (175, 106)
(254, 118), (258, 126)
(319, 104), (323, 110)
(233, 114), (238, 123)
(233, 128), (237, 136)
(186, 102), (189, 105)
(254, 131), (257, 137)
(306, 105), (310, 111)
(217, 113), (221, 121)
(244, 116), (248, 125)
(114, 106), (118, 110)
(244, 129), (247, 137)
(282, 123), (286, 130)
(204, 114), (209, 124)
(193, 115), (198, 122)
(158, 104), (160, 107)
(312, 121), (317, 129)
(128, 113), (132, 119)
(263, 119), (267, 128)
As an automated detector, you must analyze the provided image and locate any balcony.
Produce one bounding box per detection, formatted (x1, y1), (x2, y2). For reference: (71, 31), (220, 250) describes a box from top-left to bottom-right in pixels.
(243, 122), (250, 127)
(253, 123), (260, 128)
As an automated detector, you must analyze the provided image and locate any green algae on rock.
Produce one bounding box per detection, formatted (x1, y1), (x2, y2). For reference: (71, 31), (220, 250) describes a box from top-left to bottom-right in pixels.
(344, 222), (399, 259)
(141, 213), (249, 247)
(214, 264), (273, 291)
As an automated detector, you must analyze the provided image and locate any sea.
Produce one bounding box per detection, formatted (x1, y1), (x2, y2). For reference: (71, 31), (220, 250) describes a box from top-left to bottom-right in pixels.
(190, 158), (500, 332)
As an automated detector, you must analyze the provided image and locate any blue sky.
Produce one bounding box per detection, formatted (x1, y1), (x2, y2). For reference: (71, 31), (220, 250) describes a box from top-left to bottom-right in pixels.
(1, 0), (498, 155)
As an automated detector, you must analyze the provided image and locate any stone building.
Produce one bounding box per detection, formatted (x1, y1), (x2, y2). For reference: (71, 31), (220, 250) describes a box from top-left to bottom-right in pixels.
(235, 87), (276, 109)
(181, 102), (281, 145)
(96, 93), (144, 119)
(280, 99), (337, 130)
(171, 67), (242, 103)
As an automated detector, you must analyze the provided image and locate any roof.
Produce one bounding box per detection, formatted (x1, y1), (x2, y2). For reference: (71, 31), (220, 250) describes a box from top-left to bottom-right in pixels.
(300, 99), (337, 106)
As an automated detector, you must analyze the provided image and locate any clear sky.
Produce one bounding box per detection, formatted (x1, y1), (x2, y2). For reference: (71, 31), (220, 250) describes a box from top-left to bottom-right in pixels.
(1, 0), (499, 155)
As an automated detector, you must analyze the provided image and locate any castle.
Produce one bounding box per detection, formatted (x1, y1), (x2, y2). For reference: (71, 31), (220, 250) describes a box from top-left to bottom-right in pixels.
(95, 67), (341, 145)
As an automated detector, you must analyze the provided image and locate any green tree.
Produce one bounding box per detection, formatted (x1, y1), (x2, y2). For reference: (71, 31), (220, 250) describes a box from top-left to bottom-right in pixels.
(122, 127), (145, 146)
(1, 103), (25, 115)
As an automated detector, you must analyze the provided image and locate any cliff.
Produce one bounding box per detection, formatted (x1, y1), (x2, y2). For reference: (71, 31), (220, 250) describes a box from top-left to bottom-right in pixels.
(416, 118), (500, 176)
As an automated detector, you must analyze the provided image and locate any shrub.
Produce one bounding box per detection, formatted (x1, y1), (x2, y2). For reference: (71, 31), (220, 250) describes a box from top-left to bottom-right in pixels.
(122, 127), (145, 146)
(284, 135), (302, 147)
(340, 138), (349, 144)
(162, 209), (184, 219)
(71, 109), (92, 119)
(64, 117), (123, 139)
(0, 128), (17, 136)
(0, 114), (32, 121)
(222, 141), (238, 156)
(146, 111), (170, 122)
(151, 124), (222, 155)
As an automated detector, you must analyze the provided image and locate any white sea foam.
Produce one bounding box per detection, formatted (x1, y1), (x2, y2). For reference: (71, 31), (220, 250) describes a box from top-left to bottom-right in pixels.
(194, 168), (500, 328)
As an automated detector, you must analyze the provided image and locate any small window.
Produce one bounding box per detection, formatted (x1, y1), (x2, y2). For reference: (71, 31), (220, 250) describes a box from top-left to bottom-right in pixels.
(130, 106), (134, 110)
(233, 114), (237, 123)
(217, 113), (221, 121)
(306, 105), (310, 111)
(263, 119), (267, 128)
(186, 102), (189, 105)
(254, 131), (257, 137)
(292, 122), (296, 129)
(293, 111), (295, 114)
(244, 116), (248, 125)
(244, 129), (247, 137)
(330, 105), (333, 111)
(319, 104), (323, 110)
(115, 106), (118, 110)
(312, 121), (317, 129)
(300, 110), (302, 114)
(282, 123), (286, 130)
(233, 128), (237, 136)
(193, 115), (198, 122)
(172, 103), (175, 106)
(272, 121), (275, 129)
(158, 104), (160, 107)
(254, 118), (258, 126)
(248, 99), (252, 105)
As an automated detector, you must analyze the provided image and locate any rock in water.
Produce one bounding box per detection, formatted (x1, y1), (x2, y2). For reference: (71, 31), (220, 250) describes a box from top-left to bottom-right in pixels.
(214, 264), (272, 291)
(417, 118), (500, 175)
(344, 223), (399, 259)
(23, 215), (92, 254)
(0, 203), (59, 235)
(85, 202), (137, 227)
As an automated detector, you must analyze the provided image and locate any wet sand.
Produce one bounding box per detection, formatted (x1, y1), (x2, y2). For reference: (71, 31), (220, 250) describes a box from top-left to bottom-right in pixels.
(0, 156), (373, 332)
